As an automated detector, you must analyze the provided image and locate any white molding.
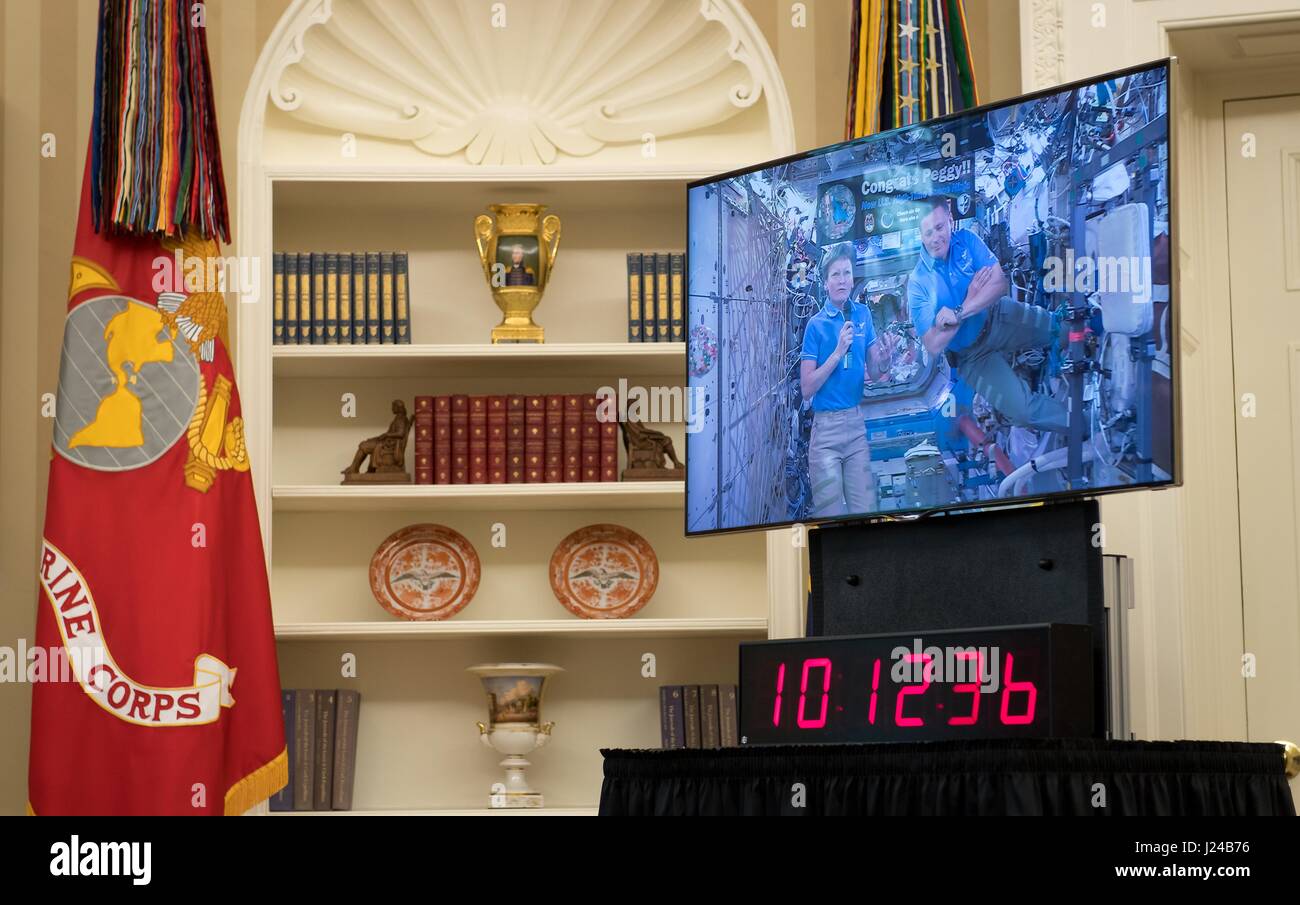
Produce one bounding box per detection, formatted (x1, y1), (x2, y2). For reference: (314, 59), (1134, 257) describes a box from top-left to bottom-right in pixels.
(270, 341), (685, 379)
(1020, 0), (1065, 91)
(272, 481), (684, 512)
(270, 807), (599, 816)
(765, 529), (805, 640)
(1291, 345), (1300, 611)
(1283, 148), (1300, 291)
(274, 617), (767, 640)
(261, 0), (795, 167)
(258, 163), (720, 182)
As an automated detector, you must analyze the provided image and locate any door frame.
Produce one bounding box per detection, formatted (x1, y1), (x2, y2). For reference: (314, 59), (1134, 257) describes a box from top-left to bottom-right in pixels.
(1199, 70), (1300, 738)
(1185, 65), (1300, 743)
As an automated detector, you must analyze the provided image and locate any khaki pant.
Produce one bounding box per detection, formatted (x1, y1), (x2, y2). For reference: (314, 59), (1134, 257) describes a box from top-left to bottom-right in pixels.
(809, 406), (877, 518)
(951, 297), (1070, 433)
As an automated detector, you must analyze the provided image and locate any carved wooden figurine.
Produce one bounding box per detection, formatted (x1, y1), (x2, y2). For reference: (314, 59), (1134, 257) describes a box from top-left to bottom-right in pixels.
(620, 420), (685, 481)
(342, 399), (414, 484)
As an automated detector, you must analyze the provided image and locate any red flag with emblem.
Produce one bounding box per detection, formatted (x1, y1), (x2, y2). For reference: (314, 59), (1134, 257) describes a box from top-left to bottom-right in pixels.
(28, 0), (285, 815)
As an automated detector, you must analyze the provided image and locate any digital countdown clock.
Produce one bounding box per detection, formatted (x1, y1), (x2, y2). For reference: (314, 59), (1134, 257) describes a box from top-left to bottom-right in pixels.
(739, 624), (1094, 744)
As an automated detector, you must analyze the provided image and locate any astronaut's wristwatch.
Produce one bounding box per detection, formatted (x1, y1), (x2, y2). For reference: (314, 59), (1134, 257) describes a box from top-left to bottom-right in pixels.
(951, 304), (964, 321)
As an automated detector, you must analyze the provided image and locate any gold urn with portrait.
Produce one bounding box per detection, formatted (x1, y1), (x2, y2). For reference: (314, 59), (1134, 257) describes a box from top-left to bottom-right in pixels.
(473, 203), (561, 344)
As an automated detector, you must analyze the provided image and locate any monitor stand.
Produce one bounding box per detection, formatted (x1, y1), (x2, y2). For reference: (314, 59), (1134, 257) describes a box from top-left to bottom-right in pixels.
(807, 497), (1108, 737)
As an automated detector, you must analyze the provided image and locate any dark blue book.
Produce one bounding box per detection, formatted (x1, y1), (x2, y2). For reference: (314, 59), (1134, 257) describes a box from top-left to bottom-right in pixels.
(314, 690), (336, 811)
(351, 252), (367, 344)
(310, 252), (326, 344)
(292, 688), (316, 810)
(380, 252), (396, 344)
(270, 690), (294, 810)
(365, 252), (382, 344)
(626, 253), (643, 342)
(331, 690), (362, 810)
(272, 252), (285, 345)
(719, 683), (738, 747)
(284, 253), (299, 345)
(338, 253), (352, 344)
(654, 252), (670, 342)
(642, 251), (658, 342)
(394, 252), (411, 344)
(659, 685), (685, 749)
(325, 253), (340, 345)
(296, 253), (312, 347)
(670, 253), (685, 342)
(683, 684), (701, 749)
(700, 684), (720, 748)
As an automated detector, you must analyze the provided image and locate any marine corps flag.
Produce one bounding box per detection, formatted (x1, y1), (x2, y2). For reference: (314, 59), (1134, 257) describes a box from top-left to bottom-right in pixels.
(28, 0), (286, 814)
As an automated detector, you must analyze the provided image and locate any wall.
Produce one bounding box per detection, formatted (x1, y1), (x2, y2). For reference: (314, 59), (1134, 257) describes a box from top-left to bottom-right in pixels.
(0, 0), (1017, 815)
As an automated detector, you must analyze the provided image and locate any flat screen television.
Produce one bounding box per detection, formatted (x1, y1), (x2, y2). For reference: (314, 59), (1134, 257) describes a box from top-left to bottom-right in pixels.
(685, 58), (1177, 536)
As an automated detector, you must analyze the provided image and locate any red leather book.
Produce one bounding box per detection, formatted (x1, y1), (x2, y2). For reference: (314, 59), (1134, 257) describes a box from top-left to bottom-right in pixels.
(525, 396), (546, 483)
(487, 395), (507, 484)
(600, 420), (619, 481)
(414, 396), (434, 485)
(451, 394), (469, 484)
(581, 393), (600, 481)
(563, 395), (582, 482)
(506, 394), (525, 483)
(433, 396), (452, 485)
(544, 395), (564, 483)
(469, 396), (488, 484)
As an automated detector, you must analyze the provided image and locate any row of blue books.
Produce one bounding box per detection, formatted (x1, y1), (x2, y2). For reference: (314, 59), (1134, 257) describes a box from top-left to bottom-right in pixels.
(270, 689), (361, 811)
(659, 684), (739, 749)
(272, 251), (411, 344)
(628, 252), (685, 342)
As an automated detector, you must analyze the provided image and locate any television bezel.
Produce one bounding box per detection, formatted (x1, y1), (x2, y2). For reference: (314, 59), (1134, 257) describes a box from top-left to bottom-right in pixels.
(684, 57), (1181, 538)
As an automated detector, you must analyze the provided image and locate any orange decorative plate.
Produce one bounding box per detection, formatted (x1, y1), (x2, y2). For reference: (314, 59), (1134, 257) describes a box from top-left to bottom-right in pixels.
(369, 524), (480, 621)
(549, 524), (658, 619)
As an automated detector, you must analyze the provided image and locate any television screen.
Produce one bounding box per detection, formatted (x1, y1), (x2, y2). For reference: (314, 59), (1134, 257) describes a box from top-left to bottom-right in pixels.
(686, 59), (1176, 535)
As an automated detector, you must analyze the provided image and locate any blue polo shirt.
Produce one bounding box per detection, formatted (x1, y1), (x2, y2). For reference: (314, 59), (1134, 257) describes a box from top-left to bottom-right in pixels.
(907, 228), (998, 353)
(800, 300), (877, 412)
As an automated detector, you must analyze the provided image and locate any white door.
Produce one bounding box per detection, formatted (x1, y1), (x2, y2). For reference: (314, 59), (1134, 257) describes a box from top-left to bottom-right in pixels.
(1224, 94), (1300, 811)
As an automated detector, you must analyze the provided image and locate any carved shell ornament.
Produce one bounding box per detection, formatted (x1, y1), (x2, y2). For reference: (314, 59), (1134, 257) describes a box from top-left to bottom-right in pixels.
(270, 0), (778, 165)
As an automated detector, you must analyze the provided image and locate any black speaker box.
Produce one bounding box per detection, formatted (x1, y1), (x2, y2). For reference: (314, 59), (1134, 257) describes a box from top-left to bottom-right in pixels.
(808, 498), (1106, 736)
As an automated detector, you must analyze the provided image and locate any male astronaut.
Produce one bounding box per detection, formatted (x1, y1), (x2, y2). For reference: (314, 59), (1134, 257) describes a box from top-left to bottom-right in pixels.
(907, 195), (1069, 433)
(800, 242), (893, 518)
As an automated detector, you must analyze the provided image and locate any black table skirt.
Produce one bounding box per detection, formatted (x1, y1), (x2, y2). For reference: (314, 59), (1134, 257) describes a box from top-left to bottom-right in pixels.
(599, 739), (1296, 816)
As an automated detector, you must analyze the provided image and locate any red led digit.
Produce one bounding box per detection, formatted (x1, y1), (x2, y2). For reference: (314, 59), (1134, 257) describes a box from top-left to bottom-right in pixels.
(796, 657), (832, 729)
(895, 653), (932, 727)
(867, 658), (881, 725)
(999, 653), (1038, 725)
(948, 650), (983, 726)
(773, 662), (786, 727)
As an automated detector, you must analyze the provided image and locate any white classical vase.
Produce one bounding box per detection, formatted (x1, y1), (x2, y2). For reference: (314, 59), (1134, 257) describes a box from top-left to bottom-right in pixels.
(467, 663), (564, 809)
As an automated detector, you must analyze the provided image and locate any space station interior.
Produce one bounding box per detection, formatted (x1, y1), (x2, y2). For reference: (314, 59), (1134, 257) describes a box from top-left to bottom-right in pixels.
(687, 65), (1172, 533)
